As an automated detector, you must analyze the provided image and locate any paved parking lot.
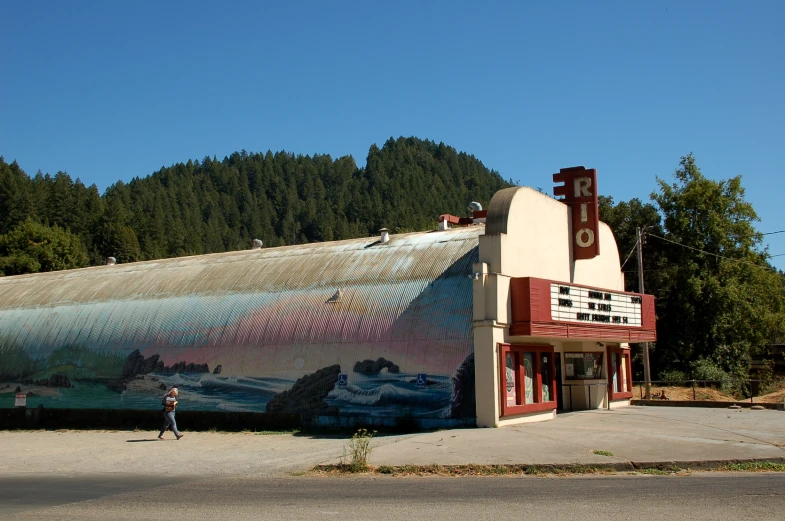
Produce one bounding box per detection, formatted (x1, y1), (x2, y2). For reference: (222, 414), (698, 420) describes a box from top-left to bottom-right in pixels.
(370, 406), (785, 467)
(1, 406), (784, 479)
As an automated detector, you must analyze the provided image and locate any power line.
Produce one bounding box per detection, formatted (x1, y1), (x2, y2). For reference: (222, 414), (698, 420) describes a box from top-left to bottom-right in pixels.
(646, 232), (779, 272)
(622, 268), (672, 273)
(636, 226), (652, 399)
(763, 230), (784, 235)
(620, 242), (638, 270)
(621, 224), (653, 270)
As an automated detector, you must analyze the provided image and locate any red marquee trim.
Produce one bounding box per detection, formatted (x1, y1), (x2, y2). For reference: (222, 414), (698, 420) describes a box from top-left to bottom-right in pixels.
(499, 343), (558, 418)
(510, 277), (657, 342)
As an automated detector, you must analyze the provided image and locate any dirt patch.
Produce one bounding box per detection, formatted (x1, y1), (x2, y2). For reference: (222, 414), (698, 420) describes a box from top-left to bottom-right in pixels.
(752, 382), (785, 404)
(632, 381), (785, 403)
(632, 385), (733, 402)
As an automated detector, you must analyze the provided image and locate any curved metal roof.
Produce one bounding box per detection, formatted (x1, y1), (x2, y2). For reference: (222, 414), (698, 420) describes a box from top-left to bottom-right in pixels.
(0, 227), (481, 413)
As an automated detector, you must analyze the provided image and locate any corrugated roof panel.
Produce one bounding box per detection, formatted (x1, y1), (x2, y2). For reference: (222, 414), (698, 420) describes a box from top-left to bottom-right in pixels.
(0, 309), (26, 347)
(19, 311), (46, 356)
(303, 290), (334, 344)
(0, 226), (483, 415)
(0, 283), (25, 309)
(338, 288), (364, 343)
(16, 310), (43, 354)
(132, 300), (161, 351)
(65, 304), (94, 349)
(102, 303), (128, 349)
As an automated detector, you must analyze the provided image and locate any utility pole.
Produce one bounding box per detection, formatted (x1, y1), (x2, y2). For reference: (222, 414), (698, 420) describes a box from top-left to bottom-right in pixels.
(636, 227), (652, 399)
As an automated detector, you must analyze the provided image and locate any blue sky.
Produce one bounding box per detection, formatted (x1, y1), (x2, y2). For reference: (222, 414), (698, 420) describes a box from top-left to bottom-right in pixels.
(1, 1), (783, 269)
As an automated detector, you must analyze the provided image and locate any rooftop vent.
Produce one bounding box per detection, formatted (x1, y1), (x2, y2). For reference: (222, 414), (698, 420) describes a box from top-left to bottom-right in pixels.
(105, 257), (116, 266)
(467, 201), (483, 214)
(251, 239), (263, 250)
(379, 228), (390, 244)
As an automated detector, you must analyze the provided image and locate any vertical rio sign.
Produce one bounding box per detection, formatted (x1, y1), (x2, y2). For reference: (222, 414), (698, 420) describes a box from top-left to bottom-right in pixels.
(553, 166), (600, 261)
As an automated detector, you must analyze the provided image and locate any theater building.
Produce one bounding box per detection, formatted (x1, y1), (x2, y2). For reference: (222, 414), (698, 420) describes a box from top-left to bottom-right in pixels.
(0, 167), (655, 428)
(470, 167), (655, 427)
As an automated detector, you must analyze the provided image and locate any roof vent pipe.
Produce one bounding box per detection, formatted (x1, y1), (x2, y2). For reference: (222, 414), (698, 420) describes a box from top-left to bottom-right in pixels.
(251, 239), (263, 250)
(379, 228), (390, 244)
(105, 257), (116, 266)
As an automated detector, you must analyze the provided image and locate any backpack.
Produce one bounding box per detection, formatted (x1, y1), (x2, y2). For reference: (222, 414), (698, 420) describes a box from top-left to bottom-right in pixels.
(162, 395), (175, 411)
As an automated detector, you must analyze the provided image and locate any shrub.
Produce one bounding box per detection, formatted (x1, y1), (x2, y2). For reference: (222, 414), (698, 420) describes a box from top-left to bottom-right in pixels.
(753, 360), (777, 396)
(691, 358), (728, 382)
(658, 369), (688, 385)
(691, 358), (742, 395)
(343, 428), (376, 472)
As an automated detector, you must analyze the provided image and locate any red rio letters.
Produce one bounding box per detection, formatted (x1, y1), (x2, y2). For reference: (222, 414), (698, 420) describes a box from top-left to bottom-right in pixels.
(553, 166), (600, 261)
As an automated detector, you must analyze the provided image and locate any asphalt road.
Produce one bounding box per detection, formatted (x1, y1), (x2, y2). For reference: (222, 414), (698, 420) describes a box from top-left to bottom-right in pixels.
(0, 475), (181, 518)
(3, 473), (784, 521)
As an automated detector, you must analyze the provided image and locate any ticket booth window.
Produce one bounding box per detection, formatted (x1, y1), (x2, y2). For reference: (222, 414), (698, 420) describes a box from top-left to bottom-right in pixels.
(607, 347), (633, 400)
(500, 344), (557, 416)
(564, 352), (604, 380)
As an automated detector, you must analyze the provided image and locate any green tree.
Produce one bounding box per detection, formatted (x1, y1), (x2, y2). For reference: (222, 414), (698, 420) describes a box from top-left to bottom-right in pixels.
(0, 219), (89, 276)
(650, 154), (785, 378)
(1, 137), (511, 270)
(96, 223), (142, 263)
(0, 157), (36, 234)
(599, 196), (666, 293)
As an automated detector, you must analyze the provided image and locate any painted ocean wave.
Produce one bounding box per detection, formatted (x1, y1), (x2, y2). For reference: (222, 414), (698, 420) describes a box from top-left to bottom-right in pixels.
(153, 373), (293, 395)
(327, 383), (433, 406)
(325, 372), (452, 418)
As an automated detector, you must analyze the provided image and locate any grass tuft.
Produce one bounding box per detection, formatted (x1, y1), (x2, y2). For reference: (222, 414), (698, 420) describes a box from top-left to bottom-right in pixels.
(714, 461), (785, 472)
(307, 460), (785, 478)
(637, 467), (684, 475)
(254, 429), (301, 436)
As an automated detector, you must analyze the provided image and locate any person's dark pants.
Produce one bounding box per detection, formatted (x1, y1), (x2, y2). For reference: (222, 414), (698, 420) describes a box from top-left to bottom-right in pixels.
(158, 411), (180, 437)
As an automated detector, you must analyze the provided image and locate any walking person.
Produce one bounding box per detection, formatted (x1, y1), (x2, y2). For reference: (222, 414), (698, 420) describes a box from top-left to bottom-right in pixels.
(158, 386), (184, 440)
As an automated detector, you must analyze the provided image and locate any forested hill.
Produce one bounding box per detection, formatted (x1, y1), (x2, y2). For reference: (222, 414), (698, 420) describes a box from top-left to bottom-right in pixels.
(0, 137), (511, 272)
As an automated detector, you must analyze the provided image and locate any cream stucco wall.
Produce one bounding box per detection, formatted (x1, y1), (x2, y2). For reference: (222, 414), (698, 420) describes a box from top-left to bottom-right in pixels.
(479, 188), (572, 281)
(474, 186), (629, 427)
(572, 222), (625, 291)
(473, 321), (507, 428)
(479, 187), (623, 287)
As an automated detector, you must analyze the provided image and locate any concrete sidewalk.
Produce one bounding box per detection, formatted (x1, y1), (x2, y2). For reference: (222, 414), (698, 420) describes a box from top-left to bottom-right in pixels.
(368, 406), (785, 468)
(1, 406), (783, 478)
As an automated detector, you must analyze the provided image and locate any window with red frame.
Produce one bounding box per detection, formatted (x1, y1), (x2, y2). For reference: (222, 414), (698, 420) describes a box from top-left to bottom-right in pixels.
(500, 344), (557, 417)
(607, 347), (633, 400)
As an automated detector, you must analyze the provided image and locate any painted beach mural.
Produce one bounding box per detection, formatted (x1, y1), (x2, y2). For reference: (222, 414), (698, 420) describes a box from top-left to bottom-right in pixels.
(0, 228), (479, 421)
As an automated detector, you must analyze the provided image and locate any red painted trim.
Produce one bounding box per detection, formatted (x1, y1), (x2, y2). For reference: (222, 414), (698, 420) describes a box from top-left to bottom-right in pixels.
(438, 214), (479, 226)
(502, 402), (557, 416)
(439, 214), (461, 224)
(607, 347), (633, 401)
(510, 322), (657, 341)
(499, 343), (557, 418)
(553, 166), (600, 260)
(510, 277), (657, 342)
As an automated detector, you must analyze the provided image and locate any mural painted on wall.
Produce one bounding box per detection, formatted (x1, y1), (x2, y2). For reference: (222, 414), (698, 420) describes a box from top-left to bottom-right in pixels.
(0, 232), (478, 420)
